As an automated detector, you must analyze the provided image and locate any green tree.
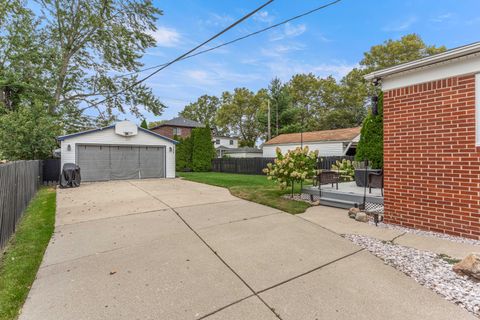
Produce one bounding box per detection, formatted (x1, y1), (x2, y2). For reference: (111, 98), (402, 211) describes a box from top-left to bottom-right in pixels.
(355, 94), (383, 169)
(0, 0), (52, 111)
(191, 127), (215, 172)
(360, 33), (446, 72)
(140, 119), (148, 129)
(0, 102), (60, 160)
(180, 95), (220, 131)
(216, 88), (267, 147)
(1, 0), (165, 128)
(175, 135), (193, 172)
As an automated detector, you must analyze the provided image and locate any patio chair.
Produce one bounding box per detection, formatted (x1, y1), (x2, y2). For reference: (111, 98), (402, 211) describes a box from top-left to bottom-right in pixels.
(368, 169), (384, 196)
(316, 170), (340, 190)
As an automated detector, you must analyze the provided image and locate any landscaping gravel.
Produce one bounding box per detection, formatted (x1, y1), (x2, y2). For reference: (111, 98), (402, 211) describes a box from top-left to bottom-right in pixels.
(368, 221), (480, 246)
(344, 234), (480, 317)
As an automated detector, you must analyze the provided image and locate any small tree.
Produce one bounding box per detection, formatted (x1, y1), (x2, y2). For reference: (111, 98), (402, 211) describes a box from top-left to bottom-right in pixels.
(0, 102), (60, 160)
(356, 94), (383, 169)
(263, 147), (318, 197)
(140, 119), (148, 129)
(175, 135), (193, 172)
(191, 126), (215, 172)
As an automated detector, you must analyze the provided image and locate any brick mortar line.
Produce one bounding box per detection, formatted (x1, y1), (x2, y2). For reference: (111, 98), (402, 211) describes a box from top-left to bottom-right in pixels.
(128, 181), (284, 320)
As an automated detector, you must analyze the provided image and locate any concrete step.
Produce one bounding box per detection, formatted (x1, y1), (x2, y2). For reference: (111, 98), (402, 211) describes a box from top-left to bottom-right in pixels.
(318, 197), (357, 209)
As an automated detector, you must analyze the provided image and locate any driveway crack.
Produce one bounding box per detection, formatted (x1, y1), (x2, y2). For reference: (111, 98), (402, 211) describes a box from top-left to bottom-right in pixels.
(128, 181), (284, 320)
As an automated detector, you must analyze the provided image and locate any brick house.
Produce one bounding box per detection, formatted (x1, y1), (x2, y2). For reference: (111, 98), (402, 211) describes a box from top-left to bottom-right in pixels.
(150, 117), (204, 139)
(365, 42), (480, 239)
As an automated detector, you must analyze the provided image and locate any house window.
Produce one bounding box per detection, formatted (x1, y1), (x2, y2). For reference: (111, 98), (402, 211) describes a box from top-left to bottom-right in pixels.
(215, 139), (220, 144)
(476, 73), (480, 146)
(173, 127), (182, 136)
(229, 140), (234, 145)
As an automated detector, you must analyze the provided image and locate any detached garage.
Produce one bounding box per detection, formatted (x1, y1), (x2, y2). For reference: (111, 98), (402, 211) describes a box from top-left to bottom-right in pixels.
(58, 121), (177, 181)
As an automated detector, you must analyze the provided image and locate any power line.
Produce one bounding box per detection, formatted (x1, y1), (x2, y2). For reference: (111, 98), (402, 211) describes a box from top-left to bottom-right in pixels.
(119, 0), (342, 78)
(89, 0), (275, 109)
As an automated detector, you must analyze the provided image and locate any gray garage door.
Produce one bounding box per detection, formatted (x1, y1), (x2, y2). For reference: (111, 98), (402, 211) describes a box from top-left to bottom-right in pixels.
(77, 145), (165, 182)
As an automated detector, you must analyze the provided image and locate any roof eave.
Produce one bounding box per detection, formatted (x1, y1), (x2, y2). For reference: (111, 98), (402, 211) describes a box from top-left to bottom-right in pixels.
(364, 41), (480, 81)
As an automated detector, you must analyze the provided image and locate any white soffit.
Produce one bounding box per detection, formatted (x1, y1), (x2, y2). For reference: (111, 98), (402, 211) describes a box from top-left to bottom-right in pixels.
(381, 54), (480, 91)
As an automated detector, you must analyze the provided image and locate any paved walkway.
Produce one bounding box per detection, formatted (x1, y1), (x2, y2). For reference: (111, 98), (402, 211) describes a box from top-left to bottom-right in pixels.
(19, 179), (475, 320)
(300, 206), (480, 259)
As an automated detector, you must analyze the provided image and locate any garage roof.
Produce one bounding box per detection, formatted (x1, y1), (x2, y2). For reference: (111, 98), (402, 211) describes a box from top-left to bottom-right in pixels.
(57, 124), (179, 144)
(264, 127), (361, 145)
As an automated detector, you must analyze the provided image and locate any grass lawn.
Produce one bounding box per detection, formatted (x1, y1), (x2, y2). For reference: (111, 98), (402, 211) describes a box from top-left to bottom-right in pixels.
(177, 172), (311, 214)
(0, 187), (56, 320)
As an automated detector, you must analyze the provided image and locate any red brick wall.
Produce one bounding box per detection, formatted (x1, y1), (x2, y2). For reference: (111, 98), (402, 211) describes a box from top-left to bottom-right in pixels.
(383, 74), (480, 239)
(151, 126), (193, 139)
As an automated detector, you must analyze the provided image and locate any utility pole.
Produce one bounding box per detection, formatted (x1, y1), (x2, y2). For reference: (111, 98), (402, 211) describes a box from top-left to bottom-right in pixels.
(267, 99), (271, 140)
(276, 100), (279, 136)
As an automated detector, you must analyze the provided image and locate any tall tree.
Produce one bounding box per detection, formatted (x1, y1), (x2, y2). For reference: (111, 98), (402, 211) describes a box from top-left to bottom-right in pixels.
(179, 95), (220, 131)
(216, 88), (267, 147)
(2, 0), (166, 126)
(360, 33), (446, 72)
(0, 102), (60, 160)
(257, 78), (292, 139)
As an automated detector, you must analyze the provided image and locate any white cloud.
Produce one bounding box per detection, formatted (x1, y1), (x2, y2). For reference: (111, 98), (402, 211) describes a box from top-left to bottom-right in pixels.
(382, 16), (417, 32)
(284, 23), (307, 37)
(270, 23), (307, 41)
(430, 13), (453, 23)
(149, 26), (182, 47)
(260, 43), (305, 58)
(254, 11), (274, 24)
(203, 13), (234, 27)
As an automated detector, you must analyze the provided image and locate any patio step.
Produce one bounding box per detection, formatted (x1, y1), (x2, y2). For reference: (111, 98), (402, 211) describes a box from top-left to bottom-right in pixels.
(318, 197), (357, 209)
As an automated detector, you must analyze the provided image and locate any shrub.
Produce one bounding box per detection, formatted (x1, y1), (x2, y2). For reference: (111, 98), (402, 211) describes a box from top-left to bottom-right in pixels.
(331, 159), (356, 181)
(263, 146), (318, 196)
(175, 135), (193, 171)
(355, 93), (383, 169)
(191, 126), (215, 172)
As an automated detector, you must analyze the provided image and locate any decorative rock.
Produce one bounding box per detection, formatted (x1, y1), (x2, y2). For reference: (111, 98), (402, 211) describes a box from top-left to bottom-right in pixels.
(348, 207), (359, 219)
(453, 253), (480, 280)
(355, 211), (369, 222)
(311, 200), (320, 206)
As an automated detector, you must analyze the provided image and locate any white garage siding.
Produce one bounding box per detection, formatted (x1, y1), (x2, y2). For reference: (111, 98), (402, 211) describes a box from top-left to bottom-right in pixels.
(262, 142), (345, 158)
(60, 127), (176, 178)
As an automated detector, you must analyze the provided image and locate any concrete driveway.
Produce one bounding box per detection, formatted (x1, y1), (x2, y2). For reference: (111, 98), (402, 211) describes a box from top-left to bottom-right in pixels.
(20, 179), (475, 320)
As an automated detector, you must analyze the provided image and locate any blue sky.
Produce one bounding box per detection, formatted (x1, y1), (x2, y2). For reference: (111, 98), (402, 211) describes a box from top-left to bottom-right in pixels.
(111, 0), (480, 124)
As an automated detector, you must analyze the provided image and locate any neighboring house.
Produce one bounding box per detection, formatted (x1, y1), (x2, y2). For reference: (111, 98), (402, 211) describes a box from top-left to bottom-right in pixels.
(58, 120), (177, 182)
(262, 127), (361, 158)
(150, 117), (204, 139)
(365, 41), (480, 239)
(212, 135), (239, 149)
(216, 146), (262, 158)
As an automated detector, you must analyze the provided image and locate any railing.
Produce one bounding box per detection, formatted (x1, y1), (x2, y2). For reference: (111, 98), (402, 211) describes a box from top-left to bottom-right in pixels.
(0, 161), (42, 250)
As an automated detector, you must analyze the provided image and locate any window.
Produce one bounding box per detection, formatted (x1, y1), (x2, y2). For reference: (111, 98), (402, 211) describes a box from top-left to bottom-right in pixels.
(173, 127), (182, 136)
(215, 139), (220, 144)
(229, 140), (234, 145)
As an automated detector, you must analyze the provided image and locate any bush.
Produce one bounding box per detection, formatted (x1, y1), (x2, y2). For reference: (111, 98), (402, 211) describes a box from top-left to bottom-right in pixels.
(175, 135), (193, 171)
(331, 159), (355, 181)
(355, 93), (383, 169)
(263, 146), (318, 196)
(191, 126), (215, 172)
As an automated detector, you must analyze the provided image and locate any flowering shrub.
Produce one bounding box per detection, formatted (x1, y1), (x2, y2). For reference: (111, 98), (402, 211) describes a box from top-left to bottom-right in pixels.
(331, 159), (355, 181)
(263, 146), (318, 196)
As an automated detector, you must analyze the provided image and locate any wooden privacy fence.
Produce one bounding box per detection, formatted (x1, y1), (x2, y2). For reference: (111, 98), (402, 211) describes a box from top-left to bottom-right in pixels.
(211, 155), (356, 175)
(318, 156), (355, 170)
(0, 161), (42, 250)
(211, 158), (275, 175)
